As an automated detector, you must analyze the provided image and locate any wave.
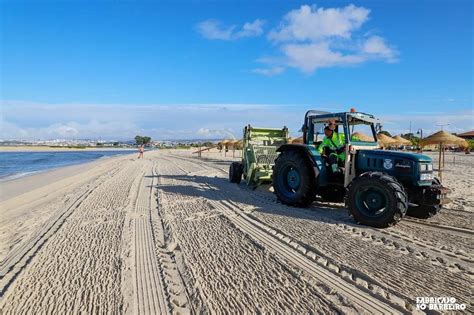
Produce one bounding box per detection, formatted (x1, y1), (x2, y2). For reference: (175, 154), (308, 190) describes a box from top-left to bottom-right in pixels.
(0, 170), (43, 182)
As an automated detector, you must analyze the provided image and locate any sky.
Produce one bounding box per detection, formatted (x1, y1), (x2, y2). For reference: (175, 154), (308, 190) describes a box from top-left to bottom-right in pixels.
(0, 0), (472, 140)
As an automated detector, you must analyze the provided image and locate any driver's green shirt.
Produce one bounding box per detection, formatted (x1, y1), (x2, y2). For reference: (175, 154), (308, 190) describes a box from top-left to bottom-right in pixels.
(317, 132), (360, 161)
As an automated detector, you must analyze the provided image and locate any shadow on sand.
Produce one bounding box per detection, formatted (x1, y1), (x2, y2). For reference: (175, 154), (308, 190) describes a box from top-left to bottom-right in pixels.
(153, 173), (364, 228)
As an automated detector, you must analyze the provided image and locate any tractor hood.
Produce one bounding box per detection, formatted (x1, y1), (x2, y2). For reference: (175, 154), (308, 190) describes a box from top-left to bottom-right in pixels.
(358, 150), (432, 163)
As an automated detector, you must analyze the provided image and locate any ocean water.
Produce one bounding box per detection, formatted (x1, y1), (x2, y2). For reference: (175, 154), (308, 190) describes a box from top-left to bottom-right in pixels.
(0, 150), (134, 181)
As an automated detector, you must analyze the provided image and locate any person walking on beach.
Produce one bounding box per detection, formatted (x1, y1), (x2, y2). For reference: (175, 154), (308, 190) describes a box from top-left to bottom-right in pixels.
(138, 144), (145, 159)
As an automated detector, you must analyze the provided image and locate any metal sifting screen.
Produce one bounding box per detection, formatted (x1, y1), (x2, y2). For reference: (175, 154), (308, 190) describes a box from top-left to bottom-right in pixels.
(254, 146), (279, 165)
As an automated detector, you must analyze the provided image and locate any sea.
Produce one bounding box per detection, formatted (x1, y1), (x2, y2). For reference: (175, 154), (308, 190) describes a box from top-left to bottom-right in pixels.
(0, 150), (135, 181)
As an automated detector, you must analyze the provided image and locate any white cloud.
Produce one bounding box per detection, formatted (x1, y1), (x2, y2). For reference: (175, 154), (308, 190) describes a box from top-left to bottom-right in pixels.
(251, 66), (285, 76)
(196, 20), (236, 40)
(197, 19), (264, 40)
(378, 109), (474, 135)
(268, 4), (369, 42)
(362, 35), (397, 62)
(0, 119), (139, 141)
(1, 101), (471, 141)
(50, 124), (79, 137)
(197, 128), (238, 139)
(254, 4), (397, 75)
(237, 19), (265, 38)
(281, 42), (364, 73)
(0, 101), (302, 140)
(194, 4), (397, 75)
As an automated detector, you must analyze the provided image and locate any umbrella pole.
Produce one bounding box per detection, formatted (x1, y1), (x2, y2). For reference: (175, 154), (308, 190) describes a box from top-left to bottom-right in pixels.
(438, 143), (442, 182)
(443, 146), (446, 168)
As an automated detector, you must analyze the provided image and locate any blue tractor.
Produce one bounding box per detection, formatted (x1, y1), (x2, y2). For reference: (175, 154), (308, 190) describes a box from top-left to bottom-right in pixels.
(272, 110), (451, 228)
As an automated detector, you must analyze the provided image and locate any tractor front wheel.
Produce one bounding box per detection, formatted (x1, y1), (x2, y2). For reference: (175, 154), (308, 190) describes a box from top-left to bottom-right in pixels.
(346, 172), (407, 228)
(273, 150), (317, 207)
(229, 162), (242, 184)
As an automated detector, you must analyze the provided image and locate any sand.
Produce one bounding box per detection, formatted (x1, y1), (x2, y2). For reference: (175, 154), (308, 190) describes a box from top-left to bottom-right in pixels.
(0, 149), (472, 313)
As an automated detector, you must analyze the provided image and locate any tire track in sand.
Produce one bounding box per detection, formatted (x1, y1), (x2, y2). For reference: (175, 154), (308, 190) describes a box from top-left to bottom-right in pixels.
(401, 218), (474, 237)
(0, 162), (139, 313)
(205, 191), (405, 314)
(160, 151), (471, 310)
(132, 163), (170, 315)
(156, 157), (342, 314)
(158, 154), (402, 314)
(0, 167), (121, 297)
(176, 153), (473, 273)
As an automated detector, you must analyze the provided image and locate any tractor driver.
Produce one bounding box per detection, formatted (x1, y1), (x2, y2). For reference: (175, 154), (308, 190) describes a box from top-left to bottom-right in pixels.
(318, 122), (346, 174)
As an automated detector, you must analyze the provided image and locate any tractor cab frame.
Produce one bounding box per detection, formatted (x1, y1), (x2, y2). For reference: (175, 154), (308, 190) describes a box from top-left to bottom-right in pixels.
(301, 110), (381, 187)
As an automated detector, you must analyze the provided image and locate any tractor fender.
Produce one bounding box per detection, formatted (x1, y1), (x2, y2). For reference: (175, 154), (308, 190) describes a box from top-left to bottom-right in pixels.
(276, 144), (325, 184)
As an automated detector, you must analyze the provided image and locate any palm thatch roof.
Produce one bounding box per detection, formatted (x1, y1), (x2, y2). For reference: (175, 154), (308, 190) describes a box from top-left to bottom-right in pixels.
(393, 135), (412, 145)
(377, 133), (398, 146)
(419, 130), (468, 147)
(290, 137), (304, 144)
(219, 139), (232, 146)
(229, 139), (243, 149)
(351, 132), (374, 142)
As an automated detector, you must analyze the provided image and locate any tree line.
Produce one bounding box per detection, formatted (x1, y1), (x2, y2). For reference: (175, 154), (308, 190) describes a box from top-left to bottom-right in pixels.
(135, 135), (151, 145)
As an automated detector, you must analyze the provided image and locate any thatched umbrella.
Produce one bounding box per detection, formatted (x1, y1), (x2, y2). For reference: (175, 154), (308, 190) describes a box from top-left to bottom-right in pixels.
(228, 139), (243, 157)
(419, 130), (468, 181)
(232, 139), (243, 150)
(218, 140), (232, 155)
(377, 134), (398, 148)
(393, 135), (412, 146)
(290, 137), (304, 144)
(352, 132), (374, 142)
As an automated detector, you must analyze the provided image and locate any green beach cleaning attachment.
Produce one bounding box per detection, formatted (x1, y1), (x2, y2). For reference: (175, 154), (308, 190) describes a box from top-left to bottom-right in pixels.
(229, 125), (289, 188)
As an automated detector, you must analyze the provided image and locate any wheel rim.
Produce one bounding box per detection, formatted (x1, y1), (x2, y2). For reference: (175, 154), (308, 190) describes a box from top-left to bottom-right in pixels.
(287, 168), (301, 190)
(355, 186), (389, 217)
(278, 164), (301, 197)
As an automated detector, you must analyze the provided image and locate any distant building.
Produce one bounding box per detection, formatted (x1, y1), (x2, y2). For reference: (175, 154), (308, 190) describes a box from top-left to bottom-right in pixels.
(457, 130), (474, 140)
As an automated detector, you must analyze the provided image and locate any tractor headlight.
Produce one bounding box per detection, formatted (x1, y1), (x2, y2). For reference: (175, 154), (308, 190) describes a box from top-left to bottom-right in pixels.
(420, 173), (434, 181)
(419, 163), (433, 172)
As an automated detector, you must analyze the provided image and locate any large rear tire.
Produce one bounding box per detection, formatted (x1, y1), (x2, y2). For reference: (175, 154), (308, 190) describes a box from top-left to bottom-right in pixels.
(273, 150), (317, 207)
(229, 162), (242, 184)
(346, 172), (407, 228)
(407, 178), (442, 219)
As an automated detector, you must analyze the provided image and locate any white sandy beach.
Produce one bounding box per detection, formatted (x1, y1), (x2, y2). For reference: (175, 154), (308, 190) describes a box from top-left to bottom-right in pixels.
(0, 149), (472, 313)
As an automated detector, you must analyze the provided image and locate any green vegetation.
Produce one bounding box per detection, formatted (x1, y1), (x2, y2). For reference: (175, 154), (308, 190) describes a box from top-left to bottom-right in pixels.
(201, 141), (214, 147)
(468, 139), (474, 150)
(398, 133), (419, 146)
(135, 135), (152, 145)
(378, 130), (392, 137)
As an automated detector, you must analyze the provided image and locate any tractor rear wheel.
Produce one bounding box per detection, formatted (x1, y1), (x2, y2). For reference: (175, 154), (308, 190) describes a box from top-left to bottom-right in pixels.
(346, 172), (407, 228)
(273, 150), (317, 207)
(407, 178), (442, 219)
(229, 162), (242, 184)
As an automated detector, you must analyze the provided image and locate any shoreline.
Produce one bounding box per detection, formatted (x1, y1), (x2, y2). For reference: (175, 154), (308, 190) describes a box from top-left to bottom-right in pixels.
(0, 145), (138, 152)
(0, 151), (135, 202)
(0, 151), (137, 201)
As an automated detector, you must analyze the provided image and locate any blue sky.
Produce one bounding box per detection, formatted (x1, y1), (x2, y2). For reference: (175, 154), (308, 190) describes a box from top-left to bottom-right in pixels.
(1, 0), (472, 140)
